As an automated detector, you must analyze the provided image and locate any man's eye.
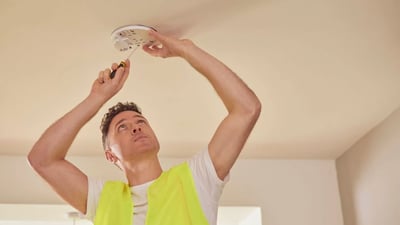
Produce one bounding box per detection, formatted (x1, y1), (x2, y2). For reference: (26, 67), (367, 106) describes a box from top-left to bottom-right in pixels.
(118, 124), (128, 131)
(138, 120), (146, 124)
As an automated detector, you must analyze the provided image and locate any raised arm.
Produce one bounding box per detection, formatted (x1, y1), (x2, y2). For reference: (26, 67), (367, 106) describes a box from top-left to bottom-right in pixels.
(143, 31), (261, 180)
(27, 60), (130, 213)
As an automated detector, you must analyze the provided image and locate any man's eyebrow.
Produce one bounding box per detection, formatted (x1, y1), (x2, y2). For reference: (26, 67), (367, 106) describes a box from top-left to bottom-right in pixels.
(114, 114), (146, 128)
(132, 114), (146, 121)
(115, 118), (126, 128)
(134, 114), (145, 119)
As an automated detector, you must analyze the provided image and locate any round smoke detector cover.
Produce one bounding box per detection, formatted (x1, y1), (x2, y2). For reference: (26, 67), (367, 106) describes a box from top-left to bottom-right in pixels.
(111, 24), (157, 52)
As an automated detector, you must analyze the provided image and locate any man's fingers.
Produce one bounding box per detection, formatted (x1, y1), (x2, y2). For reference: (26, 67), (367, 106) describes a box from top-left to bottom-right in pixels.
(143, 44), (165, 58)
(142, 44), (157, 56)
(97, 69), (111, 83)
(111, 63), (119, 71)
(111, 66), (123, 80)
(97, 71), (104, 84)
(148, 30), (164, 42)
(124, 59), (130, 70)
(104, 68), (112, 81)
(111, 66), (129, 90)
(120, 66), (130, 85)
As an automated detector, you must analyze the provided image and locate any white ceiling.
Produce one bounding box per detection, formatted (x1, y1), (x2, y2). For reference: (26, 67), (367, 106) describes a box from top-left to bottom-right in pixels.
(1, 0), (399, 160)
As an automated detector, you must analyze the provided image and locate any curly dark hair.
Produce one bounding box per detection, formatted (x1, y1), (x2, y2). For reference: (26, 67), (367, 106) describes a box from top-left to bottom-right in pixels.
(100, 102), (142, 149)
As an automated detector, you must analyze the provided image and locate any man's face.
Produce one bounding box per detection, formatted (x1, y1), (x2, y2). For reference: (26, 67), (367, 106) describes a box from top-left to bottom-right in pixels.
(106, 111), (160, 161)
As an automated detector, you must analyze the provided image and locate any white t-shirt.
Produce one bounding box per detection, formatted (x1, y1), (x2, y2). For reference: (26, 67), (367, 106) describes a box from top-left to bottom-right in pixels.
(85, 149), (229, 225)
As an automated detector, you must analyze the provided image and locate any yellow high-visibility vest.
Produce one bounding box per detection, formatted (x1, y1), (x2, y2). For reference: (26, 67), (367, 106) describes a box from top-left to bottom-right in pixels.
(94, 162), (210, 225)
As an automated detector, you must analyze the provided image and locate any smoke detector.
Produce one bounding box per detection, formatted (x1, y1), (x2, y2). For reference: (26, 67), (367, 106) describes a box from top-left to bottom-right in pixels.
(111, 24), (157, 51)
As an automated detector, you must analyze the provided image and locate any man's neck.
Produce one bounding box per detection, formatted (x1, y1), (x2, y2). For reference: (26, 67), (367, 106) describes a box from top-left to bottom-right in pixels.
(122, 156), (163, 186)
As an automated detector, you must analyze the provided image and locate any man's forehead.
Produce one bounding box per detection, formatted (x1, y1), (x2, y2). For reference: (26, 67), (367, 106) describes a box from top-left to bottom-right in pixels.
(110, 111), (145, 124)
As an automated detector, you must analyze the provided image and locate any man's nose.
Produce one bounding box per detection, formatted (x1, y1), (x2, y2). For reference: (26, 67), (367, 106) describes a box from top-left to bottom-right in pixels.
(132, 127), (142, 134)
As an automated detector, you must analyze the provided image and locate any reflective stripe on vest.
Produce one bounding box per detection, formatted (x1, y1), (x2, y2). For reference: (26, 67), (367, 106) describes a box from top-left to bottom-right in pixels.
(94, 162), (210, 225)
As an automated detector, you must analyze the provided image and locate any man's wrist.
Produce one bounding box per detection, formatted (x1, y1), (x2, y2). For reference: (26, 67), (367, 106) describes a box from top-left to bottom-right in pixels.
(85, 94), (108, 111)
(179, 39), (196, 59)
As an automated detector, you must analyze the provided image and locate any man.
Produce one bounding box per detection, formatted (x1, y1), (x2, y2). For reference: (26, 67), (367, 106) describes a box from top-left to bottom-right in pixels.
(28, 30), (261, 225)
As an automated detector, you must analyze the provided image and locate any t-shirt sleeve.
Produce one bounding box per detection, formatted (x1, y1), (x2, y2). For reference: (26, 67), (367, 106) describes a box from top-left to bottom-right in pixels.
(187, 149), (229, 224)
(84, 177), (105, 221)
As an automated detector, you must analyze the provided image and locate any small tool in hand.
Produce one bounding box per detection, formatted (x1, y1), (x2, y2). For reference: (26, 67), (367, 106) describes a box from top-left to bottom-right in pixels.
(109, 45), (140, 79)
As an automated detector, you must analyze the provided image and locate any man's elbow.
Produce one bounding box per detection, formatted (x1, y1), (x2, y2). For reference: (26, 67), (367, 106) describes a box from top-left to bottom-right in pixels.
(249, 97), (262, 119)
(240, 97), (262, 124)
(27, 148), (49, 173)
(27, 150), (41, 171)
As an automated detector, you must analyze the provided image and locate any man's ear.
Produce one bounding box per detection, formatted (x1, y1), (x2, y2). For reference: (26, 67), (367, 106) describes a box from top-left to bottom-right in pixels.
(105, 150), (119, 163)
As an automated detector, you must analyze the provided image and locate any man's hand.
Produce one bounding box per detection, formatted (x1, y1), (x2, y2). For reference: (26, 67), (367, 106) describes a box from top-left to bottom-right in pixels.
(90, 59), (131, 103)
(142, 30), (193, 58)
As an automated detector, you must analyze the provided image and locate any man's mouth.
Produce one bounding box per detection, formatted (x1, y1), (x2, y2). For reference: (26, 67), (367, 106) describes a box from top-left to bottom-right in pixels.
(134, 135), (147, 142)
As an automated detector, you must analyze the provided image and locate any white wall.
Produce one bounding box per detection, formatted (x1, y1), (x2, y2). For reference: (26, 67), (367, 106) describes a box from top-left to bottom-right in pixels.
(222, 159), (343, 225)
(0, 155), (343, 225)
(336, 107), (400, 225)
